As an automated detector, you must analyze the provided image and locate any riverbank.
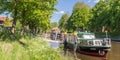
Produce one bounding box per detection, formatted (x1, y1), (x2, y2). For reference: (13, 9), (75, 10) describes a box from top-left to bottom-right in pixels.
(0, 36), (73, 60)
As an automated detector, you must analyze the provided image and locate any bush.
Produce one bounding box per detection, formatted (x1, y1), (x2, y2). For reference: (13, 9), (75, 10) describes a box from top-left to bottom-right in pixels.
(0, 30), (23, 41)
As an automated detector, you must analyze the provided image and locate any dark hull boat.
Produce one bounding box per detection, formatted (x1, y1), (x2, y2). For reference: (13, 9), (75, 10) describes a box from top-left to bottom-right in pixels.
(78, 46), (110, 57)
(111, 38), (120, 42)
(67, 32), (111, 57)
(67, 42), (110, 57)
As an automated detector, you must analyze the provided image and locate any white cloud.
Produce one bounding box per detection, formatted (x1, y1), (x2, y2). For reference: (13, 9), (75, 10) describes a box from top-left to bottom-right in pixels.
(54, 11), (65, 14)
(94, 0), (100, 3)
(60, 11), (65, 14)
(88, 0), (100, 3)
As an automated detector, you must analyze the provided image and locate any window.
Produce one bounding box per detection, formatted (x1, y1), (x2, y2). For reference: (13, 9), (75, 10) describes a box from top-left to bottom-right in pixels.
(83, 34), (95, 39)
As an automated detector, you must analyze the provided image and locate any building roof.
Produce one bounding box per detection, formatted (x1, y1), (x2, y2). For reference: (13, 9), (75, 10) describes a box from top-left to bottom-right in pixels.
(51, 27), (59, 31)
(0, 17), (6, 21)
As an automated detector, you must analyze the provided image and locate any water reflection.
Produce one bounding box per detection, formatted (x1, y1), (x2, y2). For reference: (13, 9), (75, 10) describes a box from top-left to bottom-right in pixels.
(49, 41), (60, 48)
(106, 42), (120, 60)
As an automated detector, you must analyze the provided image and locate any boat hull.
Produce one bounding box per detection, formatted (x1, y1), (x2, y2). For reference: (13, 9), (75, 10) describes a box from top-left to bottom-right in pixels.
(67, 43), (110, 57)
(77, 46), (109, 57)
(78, 50), (108, 57)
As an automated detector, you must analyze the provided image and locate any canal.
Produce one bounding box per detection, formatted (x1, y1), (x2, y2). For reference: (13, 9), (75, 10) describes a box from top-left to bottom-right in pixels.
(49, 41), (120, 60)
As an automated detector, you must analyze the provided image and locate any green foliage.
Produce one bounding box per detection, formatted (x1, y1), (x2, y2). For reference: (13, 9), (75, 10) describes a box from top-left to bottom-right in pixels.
(50, 22), (58, 28)
(28, 40), (61, 60)
(66, 2), (91, 31)
(0, 0), (58, 33)
(89, 0), (109, 31)
(58, 14), (69, 31)
(89, 0), (120, 35)
(0, 30), (22, 41)
(16, 20), (22, 30)
(18, 0), (57, 32)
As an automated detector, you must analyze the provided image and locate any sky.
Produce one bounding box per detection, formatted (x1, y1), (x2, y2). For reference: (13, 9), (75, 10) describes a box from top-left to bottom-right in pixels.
(51, 0), (100, 22)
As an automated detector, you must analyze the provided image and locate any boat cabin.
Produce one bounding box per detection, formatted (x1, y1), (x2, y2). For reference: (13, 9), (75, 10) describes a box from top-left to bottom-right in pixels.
(77, 32), (95, 39)
(77, 32), (111, 47)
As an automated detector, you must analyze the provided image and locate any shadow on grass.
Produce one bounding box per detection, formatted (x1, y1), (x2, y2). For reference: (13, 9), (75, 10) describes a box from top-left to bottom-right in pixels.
(0, 30), (22, 41)
(0, 30), (31, 47)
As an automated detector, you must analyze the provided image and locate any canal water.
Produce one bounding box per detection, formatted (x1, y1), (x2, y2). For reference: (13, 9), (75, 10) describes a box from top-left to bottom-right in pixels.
(49, 41), (60, 48)
(49, 41), (120, 60)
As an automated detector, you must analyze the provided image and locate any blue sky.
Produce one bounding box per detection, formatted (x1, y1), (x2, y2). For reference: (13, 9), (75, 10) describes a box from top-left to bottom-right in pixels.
(51, 0), (100, 22)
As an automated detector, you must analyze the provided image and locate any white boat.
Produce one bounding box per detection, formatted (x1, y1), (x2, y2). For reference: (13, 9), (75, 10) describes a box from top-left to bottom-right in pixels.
(67, 32), (111, 56)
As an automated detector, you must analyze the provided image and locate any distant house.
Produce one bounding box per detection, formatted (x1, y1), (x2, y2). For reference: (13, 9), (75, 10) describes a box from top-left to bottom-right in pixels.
(51, 27), (60, 33)
(0, 17), (6, 26)
(0, 17), (12, 31)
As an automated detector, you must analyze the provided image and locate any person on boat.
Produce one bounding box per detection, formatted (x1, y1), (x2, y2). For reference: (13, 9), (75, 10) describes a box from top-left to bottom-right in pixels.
(63, 31), (68, 56)
(73, 31), (78, 58)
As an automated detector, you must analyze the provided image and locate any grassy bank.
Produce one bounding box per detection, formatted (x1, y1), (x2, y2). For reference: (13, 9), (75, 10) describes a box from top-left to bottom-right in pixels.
(0, 36), (73, 60)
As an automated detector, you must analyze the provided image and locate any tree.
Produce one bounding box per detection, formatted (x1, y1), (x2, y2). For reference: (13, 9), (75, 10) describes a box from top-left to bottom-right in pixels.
(0, 0), (58, 34)
(50, 22), (58, 28)
(108, 0), (120, 33)
(66, 2), (91, 32)
(89, 0), (109, 32)
(0, 0), (18, 33)
(58, 14), (69, 31)
(89, 0), (120, 33)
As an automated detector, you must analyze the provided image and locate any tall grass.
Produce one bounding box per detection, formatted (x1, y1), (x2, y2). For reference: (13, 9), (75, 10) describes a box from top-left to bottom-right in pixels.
(0, 37), (73, 60)
(0, 30), (73, 60)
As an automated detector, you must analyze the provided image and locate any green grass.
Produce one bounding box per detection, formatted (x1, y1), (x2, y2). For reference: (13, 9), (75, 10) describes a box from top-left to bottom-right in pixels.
(0, 30), (73, 60)
(0, 36), (73, 60)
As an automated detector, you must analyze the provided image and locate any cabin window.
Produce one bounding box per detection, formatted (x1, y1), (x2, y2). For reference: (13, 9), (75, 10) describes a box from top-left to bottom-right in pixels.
(95, 41), (101, 45)
(83, 34), (95, 39)
(89, 41), (94, 45)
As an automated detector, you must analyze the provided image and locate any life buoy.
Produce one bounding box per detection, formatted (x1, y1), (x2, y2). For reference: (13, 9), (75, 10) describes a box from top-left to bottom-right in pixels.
(98, 50), (105, 56)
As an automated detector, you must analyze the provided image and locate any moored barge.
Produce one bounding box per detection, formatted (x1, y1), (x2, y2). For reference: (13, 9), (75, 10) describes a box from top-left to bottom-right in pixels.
(67, 32), (111, 57)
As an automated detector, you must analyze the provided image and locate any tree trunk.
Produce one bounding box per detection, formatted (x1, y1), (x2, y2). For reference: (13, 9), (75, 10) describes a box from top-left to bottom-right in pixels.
(21, 9), (26, 34)
(11, 0), (18, 34)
